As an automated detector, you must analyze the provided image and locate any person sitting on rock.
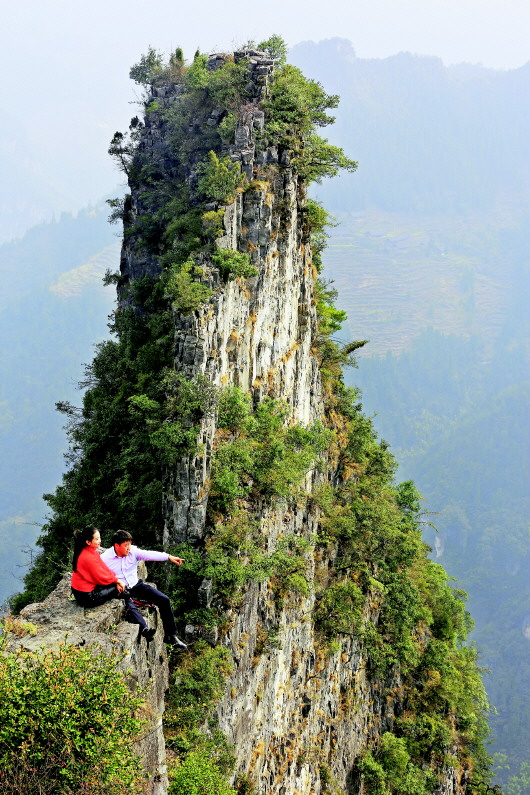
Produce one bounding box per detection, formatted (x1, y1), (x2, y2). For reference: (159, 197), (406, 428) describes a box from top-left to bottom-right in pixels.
(71, 526), (128, 607)
(100, 529), (187, 648)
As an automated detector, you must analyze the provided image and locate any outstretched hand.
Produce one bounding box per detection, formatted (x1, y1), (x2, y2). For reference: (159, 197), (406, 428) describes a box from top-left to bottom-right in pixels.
(168, 555), (184, 566)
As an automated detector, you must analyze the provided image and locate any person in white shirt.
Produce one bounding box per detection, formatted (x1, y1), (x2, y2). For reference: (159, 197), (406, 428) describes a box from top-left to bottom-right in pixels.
(101, 529), (186, 648)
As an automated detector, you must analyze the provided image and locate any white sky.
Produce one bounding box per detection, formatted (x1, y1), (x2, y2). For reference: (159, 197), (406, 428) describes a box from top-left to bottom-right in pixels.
(2, 0), (530, 218)
(4, 0), (527, 72)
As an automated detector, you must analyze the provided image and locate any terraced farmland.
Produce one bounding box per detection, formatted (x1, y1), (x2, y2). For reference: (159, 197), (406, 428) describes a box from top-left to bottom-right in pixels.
(324, 210), (514, 357)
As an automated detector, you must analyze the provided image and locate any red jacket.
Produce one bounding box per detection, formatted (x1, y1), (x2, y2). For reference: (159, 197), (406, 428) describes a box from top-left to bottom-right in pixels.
(71, 546), (119, 592)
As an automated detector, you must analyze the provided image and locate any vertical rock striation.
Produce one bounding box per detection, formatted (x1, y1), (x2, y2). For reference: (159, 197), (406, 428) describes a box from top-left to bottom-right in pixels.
(117, 50), (470, 794)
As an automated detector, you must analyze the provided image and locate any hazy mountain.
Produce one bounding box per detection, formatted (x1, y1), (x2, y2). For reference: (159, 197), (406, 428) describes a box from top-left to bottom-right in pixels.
(288, 38), (530, 791)
(292, 38), (530, 216)
(0, 110), (77, 244)
(0, 205), (116, 603)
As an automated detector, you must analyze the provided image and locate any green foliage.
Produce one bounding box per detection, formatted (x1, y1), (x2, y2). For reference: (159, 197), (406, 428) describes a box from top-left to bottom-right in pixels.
(378, 734), (415, 792)
(165, 643), (236, 794)
(356, 752), (388, 795)
(201, 513), (268, 600)
(257, 34), (288, 65)
(149, 421), (199, 463)
(168, 642), (234, 730)
(146, 99), (161, 114)
(397, 714), (451, 767)
(358, 683), (491, 795)
(129, 46), (165, 85)
(197, 152), (247, 203)
(162, 204), (204, 263)
(106, 195), (127, 225)
(218, 112), (237, 143)
(186, 53), (210, 89)
(206, 61), (250, 109)
(185, 57), (249, 109)
(149, 371), (217, 464)
(199, 391), (331, 601)
(202, 209), (225, 239)
(169, 750), (237, 795)
(170, 48), (185, 72)
(164, 257), (213, 313)
(217, 385), (252, 430)
(108, 117), (144, 179)
(314, 580), (364, 636)
(0, 638), (145, 794)
(312, 278), (367, 385)
(312, 367), (492, 783)
(315, 278), (347, 336)
(264, 64), (339, 140)
(303, 198), (337, 271)
(357, 733), (439, 795)
(210, 395), (332, 509)
(262, 63), (357, 184)
(199, 515), (310, 603)
(211, 249), (258, 279)
(296, 134), (358, 183)
(103, 268), (121, 286)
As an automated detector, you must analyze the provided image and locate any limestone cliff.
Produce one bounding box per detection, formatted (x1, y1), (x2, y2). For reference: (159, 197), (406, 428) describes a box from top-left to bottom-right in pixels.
(7, 43), (492, 795)
(114, 48), (485, 794)
(152, 54), (383, 792)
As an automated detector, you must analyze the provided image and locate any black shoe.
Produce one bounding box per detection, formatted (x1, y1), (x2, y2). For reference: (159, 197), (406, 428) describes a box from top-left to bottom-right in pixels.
(164, 634), (187, 649)
(141, 627), (156, 643)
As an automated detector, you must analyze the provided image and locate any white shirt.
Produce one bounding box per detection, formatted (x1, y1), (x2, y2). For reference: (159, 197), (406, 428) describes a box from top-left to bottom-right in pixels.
(100, 544), (169, 588)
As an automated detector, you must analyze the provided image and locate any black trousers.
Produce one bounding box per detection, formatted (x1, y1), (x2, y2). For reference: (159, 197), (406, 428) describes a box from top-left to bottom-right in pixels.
(71, 584), (121, 608)
(125, 580), (177, 637)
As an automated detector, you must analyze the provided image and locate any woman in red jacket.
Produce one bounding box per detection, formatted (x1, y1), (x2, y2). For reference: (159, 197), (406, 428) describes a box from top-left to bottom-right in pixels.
(71, 526), (128, 607)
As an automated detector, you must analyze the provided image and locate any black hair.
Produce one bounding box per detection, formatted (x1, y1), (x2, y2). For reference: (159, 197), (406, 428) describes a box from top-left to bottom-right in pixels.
(72, 526), (99, 572)
(112, 529), (133, 546)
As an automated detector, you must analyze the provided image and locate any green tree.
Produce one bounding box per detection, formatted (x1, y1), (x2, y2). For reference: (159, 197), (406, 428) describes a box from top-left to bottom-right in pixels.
(257, 34), (289, 65)
(129, 46), (165, 84)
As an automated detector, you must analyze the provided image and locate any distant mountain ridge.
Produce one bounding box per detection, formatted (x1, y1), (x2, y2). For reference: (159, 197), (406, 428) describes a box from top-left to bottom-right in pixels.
(0, 205), (115, 603)
(291, 38), (530, 216)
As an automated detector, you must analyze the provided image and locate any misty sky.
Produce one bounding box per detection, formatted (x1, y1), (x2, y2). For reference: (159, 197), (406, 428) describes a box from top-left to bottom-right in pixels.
(2, 0), (530, 228)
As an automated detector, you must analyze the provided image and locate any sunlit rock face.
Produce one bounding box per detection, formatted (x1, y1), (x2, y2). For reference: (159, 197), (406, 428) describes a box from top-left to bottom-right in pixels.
(124, 53), (324, 550)
(111, 50), (467, 795)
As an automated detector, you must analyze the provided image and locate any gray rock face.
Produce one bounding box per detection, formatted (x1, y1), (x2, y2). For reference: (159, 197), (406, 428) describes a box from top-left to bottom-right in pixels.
(9, 565), (169, 795)
(156, 97), (324, 549)
(127, 53), (398, 793)
(212, 521), (397, 792)
(115, 51), (465, 794)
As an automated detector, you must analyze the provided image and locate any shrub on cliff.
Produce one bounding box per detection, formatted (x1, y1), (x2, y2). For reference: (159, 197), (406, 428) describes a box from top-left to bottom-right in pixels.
(197, 151), (247, 203)
(169, 751), (236, 795)
(0, 636), (146, 793)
